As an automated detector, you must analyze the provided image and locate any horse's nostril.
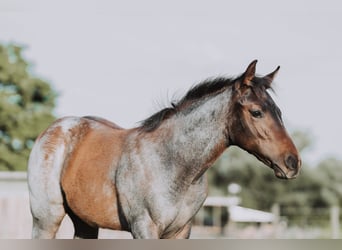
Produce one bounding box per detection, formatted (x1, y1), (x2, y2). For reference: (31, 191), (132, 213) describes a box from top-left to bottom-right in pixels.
(285, 154), (298, 170)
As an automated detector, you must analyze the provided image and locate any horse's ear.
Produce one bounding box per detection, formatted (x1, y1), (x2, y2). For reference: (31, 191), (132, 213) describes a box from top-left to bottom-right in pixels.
(242, 60), (258, 86)
(264, 66), (280, 88)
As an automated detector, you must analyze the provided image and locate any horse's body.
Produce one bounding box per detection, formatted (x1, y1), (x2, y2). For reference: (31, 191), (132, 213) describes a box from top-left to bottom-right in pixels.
(28, 61), (301, 238)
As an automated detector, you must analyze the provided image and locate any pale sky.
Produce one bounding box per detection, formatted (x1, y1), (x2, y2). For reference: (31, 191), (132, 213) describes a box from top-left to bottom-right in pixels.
(0, 0), (341, 165)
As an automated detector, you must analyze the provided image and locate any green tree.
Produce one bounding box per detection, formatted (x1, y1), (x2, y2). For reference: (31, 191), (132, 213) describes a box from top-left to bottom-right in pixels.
(316, 157), (342, 207)
(0, 44), (57, 171)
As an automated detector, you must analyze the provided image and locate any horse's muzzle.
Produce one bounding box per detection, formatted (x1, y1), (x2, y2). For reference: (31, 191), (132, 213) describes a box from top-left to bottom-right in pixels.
(273, 154), (301, 179)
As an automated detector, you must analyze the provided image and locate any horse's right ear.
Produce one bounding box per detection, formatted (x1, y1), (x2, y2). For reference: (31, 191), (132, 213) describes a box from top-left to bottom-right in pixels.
(235, 60), (258, 92)
(242, 60), (257, 86)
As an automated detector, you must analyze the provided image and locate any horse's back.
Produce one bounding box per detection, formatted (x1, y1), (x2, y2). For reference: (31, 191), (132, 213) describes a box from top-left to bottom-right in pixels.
(82, 116), (124, 130)
(28, 116), (130, 233)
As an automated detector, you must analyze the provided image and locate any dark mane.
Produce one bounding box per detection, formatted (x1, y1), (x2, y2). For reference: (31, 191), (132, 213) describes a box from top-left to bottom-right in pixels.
(139, 77), (235, 132)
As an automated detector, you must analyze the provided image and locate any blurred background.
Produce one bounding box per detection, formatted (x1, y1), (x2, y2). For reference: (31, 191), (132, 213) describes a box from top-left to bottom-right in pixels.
(0, 0), (341, 238)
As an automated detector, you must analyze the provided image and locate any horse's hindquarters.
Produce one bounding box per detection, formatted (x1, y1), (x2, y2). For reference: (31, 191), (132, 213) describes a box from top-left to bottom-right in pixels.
(28, 117), (128, 238)
(28, 118), (77, 238)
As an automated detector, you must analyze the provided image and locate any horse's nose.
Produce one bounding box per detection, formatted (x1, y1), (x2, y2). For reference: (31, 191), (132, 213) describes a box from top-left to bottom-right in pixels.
(285, 154), (299, 170)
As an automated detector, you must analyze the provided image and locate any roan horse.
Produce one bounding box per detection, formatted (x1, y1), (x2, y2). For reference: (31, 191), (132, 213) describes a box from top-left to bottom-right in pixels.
(27, 60), (301, 239)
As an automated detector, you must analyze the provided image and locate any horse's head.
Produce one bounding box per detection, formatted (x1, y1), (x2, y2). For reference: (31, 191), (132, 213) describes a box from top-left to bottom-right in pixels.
(228, 60), (301, 179)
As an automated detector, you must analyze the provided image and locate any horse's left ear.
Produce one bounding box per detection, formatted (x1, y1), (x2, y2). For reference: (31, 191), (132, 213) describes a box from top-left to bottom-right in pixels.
(263, 66), (280, 88)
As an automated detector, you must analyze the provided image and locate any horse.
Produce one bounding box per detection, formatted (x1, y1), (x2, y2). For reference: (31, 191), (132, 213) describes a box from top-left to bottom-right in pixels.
(27, 60), (301, 239)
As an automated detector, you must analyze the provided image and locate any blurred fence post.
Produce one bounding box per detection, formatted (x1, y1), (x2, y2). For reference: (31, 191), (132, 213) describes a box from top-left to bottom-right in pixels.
(213, 206), (222, 228)
(271, 203), (280, 225)
(271, 203), (280, 238)
(330, 206), (340, 239)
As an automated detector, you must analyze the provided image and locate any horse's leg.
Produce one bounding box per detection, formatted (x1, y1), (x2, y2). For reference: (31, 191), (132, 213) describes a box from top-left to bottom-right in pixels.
(162, 222), (192, 239)
(130, 216), (160, 239)
(65, 206), (99, 239)
(31, 205), (65, 239)
(29, 171), (66, 238)
(173, 223), (192, 239)
(28, 138), (66, 239)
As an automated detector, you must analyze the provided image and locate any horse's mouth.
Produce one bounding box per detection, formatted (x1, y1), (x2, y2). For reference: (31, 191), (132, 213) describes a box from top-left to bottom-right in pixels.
(271, 163), (287, 179)
(253, 153), (288, 179)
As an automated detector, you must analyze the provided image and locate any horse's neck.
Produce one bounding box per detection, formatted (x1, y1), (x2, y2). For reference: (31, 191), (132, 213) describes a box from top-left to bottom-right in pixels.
(165, 89), (231, 184)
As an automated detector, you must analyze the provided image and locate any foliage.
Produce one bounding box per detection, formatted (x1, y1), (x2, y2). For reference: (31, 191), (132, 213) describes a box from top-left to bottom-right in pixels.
(0, 44), (56, 171)
(207, 130), (342, 226)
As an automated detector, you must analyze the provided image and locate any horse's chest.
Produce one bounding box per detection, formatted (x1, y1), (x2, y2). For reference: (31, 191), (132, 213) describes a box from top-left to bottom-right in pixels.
(162, 180), (208, 235)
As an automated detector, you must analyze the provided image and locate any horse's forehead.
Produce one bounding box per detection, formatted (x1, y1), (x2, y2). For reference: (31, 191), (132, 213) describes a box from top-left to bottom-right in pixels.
(247, 86), (270, 104)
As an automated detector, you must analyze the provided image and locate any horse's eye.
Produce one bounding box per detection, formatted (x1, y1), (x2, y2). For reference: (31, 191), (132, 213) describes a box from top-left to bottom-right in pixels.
(250, 110), (263, 118)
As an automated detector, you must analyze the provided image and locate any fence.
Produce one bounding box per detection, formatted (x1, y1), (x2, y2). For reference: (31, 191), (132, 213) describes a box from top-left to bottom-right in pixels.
(0, 172), (340, 239)
(192, 203), (341, 239)
(0, 172), (30, 238)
